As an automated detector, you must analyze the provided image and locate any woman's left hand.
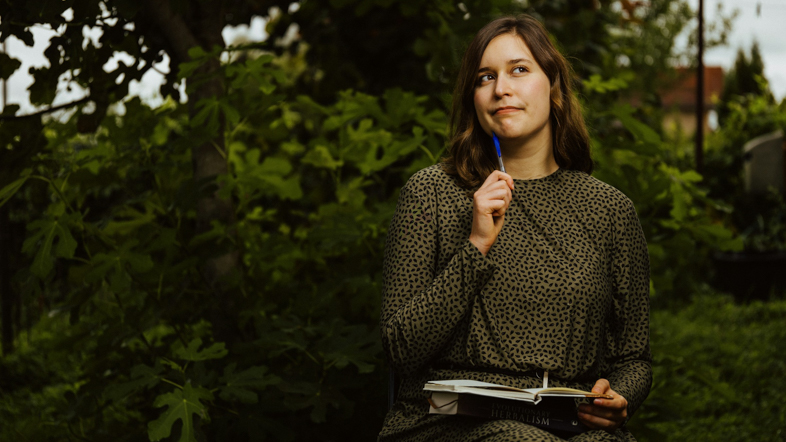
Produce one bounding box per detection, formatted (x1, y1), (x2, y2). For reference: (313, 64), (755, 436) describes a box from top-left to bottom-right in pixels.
(577, 379), (628, 432)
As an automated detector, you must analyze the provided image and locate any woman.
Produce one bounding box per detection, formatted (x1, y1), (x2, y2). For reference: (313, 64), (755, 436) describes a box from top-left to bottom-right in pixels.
(379, 14), (651, 442)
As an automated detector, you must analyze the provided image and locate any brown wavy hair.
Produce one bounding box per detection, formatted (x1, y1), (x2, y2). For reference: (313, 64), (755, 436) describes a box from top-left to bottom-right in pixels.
(443, 14), (593, 188)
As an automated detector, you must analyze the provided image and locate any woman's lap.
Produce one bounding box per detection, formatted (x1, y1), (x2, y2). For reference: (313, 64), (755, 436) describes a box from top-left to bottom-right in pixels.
(380, 413), (629, 442)
(379, 397), (633, 442)
(441, 418), (566, 442)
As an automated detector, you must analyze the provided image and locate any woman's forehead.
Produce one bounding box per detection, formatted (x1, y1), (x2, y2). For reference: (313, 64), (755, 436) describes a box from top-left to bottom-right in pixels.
(480, 33), (535, 65)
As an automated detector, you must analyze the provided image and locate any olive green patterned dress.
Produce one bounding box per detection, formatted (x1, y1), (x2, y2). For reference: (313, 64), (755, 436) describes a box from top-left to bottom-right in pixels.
(379, 164), (651, 442)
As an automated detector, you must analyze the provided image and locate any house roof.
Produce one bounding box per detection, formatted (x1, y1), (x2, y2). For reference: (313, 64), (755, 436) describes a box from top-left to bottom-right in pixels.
(661, 66), (724, 110)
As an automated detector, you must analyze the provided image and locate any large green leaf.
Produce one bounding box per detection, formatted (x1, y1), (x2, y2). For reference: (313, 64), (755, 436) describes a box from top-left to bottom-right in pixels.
(302, 145), (343, 170)
(609, 104), (662, 155)
(336, 176), (368, 208)
(0, 53), (22, 80)
(0, 176), (28, 207)
(259, 174), (303, 200)
(21, 216), (78, 277)
(356, 127), (425, 175)
(148, 384), (213, 442)
(83, 241), (154, 285)
(104, 364), (164, 401)
(582, 73), (630, 94)
(218, 364), (281, 404)
(102, 207), (157, 236)
(174, 338), (228, 361)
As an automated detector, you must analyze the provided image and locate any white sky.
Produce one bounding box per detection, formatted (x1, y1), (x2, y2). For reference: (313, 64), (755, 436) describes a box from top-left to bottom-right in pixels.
(0, 15), (270, 114)
(1, 0), (784, 115)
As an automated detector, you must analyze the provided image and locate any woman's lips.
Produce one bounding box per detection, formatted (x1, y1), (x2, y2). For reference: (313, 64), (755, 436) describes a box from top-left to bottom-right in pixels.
(493, 106), (520, 115)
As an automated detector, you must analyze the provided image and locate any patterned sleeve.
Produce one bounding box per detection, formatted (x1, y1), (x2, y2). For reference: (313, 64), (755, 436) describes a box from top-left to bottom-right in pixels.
(381, 177), (496, 376)
(604, 197), (652, 419)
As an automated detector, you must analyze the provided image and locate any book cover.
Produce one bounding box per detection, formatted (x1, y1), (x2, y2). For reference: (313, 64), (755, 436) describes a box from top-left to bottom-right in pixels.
(428, 391), (588, 435)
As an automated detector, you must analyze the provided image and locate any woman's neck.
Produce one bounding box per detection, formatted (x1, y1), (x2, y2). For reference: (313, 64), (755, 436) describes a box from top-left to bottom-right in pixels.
(500, 135), (558, 180)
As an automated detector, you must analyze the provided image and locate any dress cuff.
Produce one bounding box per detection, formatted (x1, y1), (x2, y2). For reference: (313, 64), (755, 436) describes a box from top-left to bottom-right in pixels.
(462, 240), (497, 281)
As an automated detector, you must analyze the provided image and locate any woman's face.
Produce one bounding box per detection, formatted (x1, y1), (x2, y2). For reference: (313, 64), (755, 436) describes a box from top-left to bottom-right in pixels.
(473, 33), (552, 147)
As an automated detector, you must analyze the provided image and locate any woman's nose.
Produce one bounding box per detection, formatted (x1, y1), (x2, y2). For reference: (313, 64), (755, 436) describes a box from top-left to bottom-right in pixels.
(494, 75), (512, 97)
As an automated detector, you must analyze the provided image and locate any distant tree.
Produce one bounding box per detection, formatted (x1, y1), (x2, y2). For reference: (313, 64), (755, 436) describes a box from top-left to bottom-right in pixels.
(718, 41), (775, 122)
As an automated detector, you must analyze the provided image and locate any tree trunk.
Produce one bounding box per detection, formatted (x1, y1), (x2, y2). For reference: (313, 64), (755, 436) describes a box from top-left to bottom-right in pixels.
(189, 5), (241, 344)
(1, 205), (14, 356)
(140, 0), (239, 342)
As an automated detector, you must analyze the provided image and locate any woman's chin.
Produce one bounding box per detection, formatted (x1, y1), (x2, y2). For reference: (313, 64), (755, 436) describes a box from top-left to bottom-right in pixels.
(493, 128), (523, 140)
(491, 122), (526, 138)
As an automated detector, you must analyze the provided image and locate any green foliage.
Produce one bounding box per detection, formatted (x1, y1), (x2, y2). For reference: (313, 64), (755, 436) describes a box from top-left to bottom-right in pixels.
(586, 95), (741, 302)
(148, 384), (213, 442)
(174, 338), (228, 362)
(704, 41), (785, 254)
(0, 31), (442, 438)
(704, 88), (786, 252)
(738, 192), (786, 252)
(630, 295), (786, 441)
(218, 364), (281, 404)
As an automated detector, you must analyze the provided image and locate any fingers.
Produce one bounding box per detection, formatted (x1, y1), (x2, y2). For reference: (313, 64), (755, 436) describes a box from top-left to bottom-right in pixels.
(474, 174), (513, 216)
(578, 406), (626, 432)
(589, 379), (626, 410)
(469, 172), (514, 256)
(481, 170), (514, 190)
(578, 397), (627, 418)
(480, 188), (512, 214)
(578, 380), (628, 432)
(577, 409), (619, 431)
(591, 378), (611, 395)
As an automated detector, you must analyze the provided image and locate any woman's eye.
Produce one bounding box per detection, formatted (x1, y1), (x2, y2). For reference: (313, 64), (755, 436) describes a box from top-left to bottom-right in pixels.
(478, 74), (494, 83)
(513, 66), (528, 74)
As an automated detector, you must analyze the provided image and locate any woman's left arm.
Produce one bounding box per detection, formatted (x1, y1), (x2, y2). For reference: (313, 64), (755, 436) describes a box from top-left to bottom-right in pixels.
(579, 196), (652, 431)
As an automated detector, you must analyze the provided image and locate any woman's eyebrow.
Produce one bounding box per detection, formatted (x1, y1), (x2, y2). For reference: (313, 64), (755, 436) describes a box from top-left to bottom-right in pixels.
(477, 58), (533, 73)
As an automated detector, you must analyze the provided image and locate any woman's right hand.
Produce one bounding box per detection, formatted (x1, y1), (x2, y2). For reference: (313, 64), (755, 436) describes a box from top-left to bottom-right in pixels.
(469, 170), (514, 256)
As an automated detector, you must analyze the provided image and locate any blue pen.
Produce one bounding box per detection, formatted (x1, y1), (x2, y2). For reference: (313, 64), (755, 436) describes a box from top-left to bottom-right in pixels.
(492, 132), (506, 173)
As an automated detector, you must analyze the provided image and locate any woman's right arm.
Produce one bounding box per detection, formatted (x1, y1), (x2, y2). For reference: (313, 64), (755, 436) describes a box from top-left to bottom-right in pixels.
(381, 173), (512, 375)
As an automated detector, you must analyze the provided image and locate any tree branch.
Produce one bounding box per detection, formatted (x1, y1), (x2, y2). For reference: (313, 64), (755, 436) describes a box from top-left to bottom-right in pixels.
(139, 0), (201, 65)
(0, 96), (90, 121)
